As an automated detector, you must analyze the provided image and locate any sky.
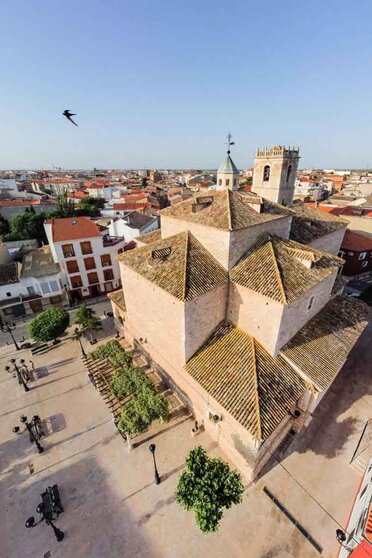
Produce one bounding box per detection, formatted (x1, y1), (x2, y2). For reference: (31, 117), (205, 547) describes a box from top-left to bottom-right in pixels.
(1, 0), (372, 170)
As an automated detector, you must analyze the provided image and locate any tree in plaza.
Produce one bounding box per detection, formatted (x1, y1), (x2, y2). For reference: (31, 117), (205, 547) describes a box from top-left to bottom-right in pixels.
(117, 381), (170, 435)
(175, 446), (244, 533)
(28, 308), (70, 343)
(74, 305), (102, 342)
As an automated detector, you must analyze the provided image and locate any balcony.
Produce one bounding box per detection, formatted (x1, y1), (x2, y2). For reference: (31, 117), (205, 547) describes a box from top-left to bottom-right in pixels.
(102, 235), (124, 248)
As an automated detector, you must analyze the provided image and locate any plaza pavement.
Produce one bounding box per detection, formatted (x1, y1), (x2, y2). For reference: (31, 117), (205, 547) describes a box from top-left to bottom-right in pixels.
(0, 319), (371, 558)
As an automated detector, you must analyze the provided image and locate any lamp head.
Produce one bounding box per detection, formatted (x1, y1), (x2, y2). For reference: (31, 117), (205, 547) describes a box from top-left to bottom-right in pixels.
(25, 516), (35, 529)
(20, 415), (27, 424)
(149, 444), (156, 454)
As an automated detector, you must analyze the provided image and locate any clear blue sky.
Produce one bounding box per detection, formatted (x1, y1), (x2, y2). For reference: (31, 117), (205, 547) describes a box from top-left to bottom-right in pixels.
(1, 0), (371, 170)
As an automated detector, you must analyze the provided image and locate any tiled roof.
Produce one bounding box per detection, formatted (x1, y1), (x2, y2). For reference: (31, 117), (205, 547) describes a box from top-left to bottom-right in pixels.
(113, 202), (149, 211)
(118, 231), (228, 301)
(186, 322), (306, 440)
(126, 212), (155, 230)
(107, 289), (126, 312)
(290, 203), (347, 244)
(341, 230), (372, 252)
(218, 154), (239, 174)
(135, 229), (162, 244)
(0, 199), (53, 207)
(281, 296), (369, 391)
(230, 235), (343, 304)
(160, 190), (291, 231)
(0, 262), (20, 286)
(21, 245), (61, 278)
(45, 217), (102, 242)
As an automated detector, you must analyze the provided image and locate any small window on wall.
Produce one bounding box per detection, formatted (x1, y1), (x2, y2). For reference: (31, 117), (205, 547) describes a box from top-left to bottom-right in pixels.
(358, 252), (367, 260)
(263, 165), (270, 182)
(226, 179), (230, 186)
(307, 296), (315, 311)
(218, 179), (222, 186)
(6, 292), (11, 297)
(286, 165), (292, 184)
(362, 261), (368, 268)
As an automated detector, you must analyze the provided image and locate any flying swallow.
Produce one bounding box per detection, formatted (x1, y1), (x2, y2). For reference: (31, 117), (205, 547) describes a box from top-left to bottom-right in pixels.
(63, 110), (78, 127)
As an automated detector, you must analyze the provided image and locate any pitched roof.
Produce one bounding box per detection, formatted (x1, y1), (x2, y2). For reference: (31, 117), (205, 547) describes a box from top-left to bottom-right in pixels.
(230, 235), (343, 304)
(218, 154), (239, 174)
(281, 296), (369, 391)
(21, 245), (61, 278)
(160, 190), (291, 232)
(290, 203), (347, 244)
(45, 217), (102, 242)
(113, 202), (149, 211)
(186, 322), (306, 440)
(341, 230), (372, 252)
(126, 212), (155, 230)
(107, 289), (126, 312)
(118, 231), (228, 301)
(135, 229), (162, 244)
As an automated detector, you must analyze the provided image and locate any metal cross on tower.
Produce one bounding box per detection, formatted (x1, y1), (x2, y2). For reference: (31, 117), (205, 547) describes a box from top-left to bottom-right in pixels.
(226, 133), (235, 155)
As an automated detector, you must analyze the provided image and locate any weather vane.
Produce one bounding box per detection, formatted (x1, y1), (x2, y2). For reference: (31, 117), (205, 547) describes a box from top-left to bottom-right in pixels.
(226, 133), (235, 155)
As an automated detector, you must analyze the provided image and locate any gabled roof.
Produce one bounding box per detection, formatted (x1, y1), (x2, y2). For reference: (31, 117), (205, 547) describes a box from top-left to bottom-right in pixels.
(160, 190), (291, 232)
(126, 212), (155, 230)
(342, 230), (372, 252)
(230, 235), (343, 304)
(45, 217), (102, 242)
(118, 231), (228, 301)
(186, 322), (306, 440)
(281, 296), (369, 391)
(290, 203), (347, 244)
(218, 154), (239, 175)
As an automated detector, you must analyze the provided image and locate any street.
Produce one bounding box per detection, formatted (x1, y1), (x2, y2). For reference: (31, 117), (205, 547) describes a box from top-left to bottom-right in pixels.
(0, 298), (113, 349)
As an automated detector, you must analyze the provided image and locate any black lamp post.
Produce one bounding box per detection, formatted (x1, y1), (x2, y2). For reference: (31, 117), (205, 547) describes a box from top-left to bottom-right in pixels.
(0, 320), (20, 350)
(25, 504), (64, 542)
(74, 328), (86, 357)
(149, 443), (161, 485)
(10, 358), (29, 392)
(13, 415), (44, 453)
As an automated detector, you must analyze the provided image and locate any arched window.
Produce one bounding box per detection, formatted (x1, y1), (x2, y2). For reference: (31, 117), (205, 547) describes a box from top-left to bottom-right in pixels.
(263, 165), (270, 182)
(286, 165), (292, 184)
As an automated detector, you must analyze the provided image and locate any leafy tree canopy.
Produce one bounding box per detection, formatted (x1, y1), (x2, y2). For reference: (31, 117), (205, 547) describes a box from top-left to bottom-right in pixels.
(0, 215), (10, 236)
(175, 446), (244, 533)
(28, 308), (70, 342)
(9, 211), (48, 245)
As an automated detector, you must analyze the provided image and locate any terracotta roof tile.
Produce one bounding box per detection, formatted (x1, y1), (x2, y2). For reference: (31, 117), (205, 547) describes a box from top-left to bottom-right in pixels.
(290, 203), (347, 244)
(118, 231), (228, 301)
(45, 217), (102, 242)
(135, 229), (162, 244)
(281, 296), (369, 391)
(160, 190), (291, 232)
(341, 230), (372, 252)
(107, 289), (126, 312)
(186, 322), (306, 440)
(230, 235), (343, 304)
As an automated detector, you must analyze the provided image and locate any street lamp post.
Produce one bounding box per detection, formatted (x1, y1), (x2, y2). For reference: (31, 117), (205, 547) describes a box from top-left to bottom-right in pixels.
(74, 328), (86, 357)
(10, 358), (29, 392)
(149, 444), (161, 485)
(13, 415), (44, 454)
(0, 321), (20, 351)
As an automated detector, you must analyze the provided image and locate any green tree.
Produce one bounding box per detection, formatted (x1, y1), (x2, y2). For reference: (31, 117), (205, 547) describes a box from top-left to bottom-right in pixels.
(50, 193), (76, 218)
(76, 197), (105, 217)
(0, 215), (10, 236)
(10, 211), (48, 245)
(117, 388), (169, 435)
(28, 308), (70, 343)
(74, 305), (102, 341)
(175, 446), (244, 533)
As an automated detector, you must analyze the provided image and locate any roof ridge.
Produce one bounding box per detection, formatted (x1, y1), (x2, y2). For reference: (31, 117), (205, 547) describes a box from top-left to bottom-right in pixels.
(251, 338), (262, 441)
(227, 190), (233, 231)
(182, 231), (189, 301)
(268, 240), (287, 304)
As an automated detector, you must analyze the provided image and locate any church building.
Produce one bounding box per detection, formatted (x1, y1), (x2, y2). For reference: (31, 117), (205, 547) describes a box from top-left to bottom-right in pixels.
(109, 143), (368, 480)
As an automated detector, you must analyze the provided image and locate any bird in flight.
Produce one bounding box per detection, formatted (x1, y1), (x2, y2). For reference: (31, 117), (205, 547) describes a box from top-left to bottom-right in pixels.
(62, 110), (78, 127)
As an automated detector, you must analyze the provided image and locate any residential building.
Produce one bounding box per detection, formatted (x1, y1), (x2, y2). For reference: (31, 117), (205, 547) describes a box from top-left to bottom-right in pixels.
(44, 216), (125, 301)
(108, 212), (158, 242)
(0, 198), (55, 220)
(0, 244), (67, 319)
(294, 177), (326, 201)
(110, 146), (368, 481)
(339, 230), (372, 276)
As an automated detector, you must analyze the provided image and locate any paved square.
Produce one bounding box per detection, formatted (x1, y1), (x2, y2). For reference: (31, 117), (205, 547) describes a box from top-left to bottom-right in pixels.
(0, 320), (371, 558)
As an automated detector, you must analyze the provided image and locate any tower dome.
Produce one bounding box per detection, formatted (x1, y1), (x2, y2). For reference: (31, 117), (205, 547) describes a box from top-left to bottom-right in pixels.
(216, 134), (239, 191)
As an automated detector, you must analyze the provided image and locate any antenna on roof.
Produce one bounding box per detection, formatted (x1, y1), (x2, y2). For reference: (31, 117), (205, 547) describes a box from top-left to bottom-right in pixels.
(226, 132), (235, 155)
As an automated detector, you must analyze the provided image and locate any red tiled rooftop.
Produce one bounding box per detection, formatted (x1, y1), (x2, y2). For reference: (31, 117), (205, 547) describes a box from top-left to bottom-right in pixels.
(113, 202), (149, 211)
(341, 230), (372, 252)
(45, 216), (102, 242)
(67, 190), (89, 199)
(0, 199), (53, 207)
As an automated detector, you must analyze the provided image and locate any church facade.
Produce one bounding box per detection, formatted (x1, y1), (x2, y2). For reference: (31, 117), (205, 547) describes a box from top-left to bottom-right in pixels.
(109, 145), (368, 480)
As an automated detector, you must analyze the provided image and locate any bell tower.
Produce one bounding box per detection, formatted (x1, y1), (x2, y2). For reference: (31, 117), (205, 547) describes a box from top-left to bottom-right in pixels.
(251, 145), (300, 205)
(216, 133), (239, 191)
